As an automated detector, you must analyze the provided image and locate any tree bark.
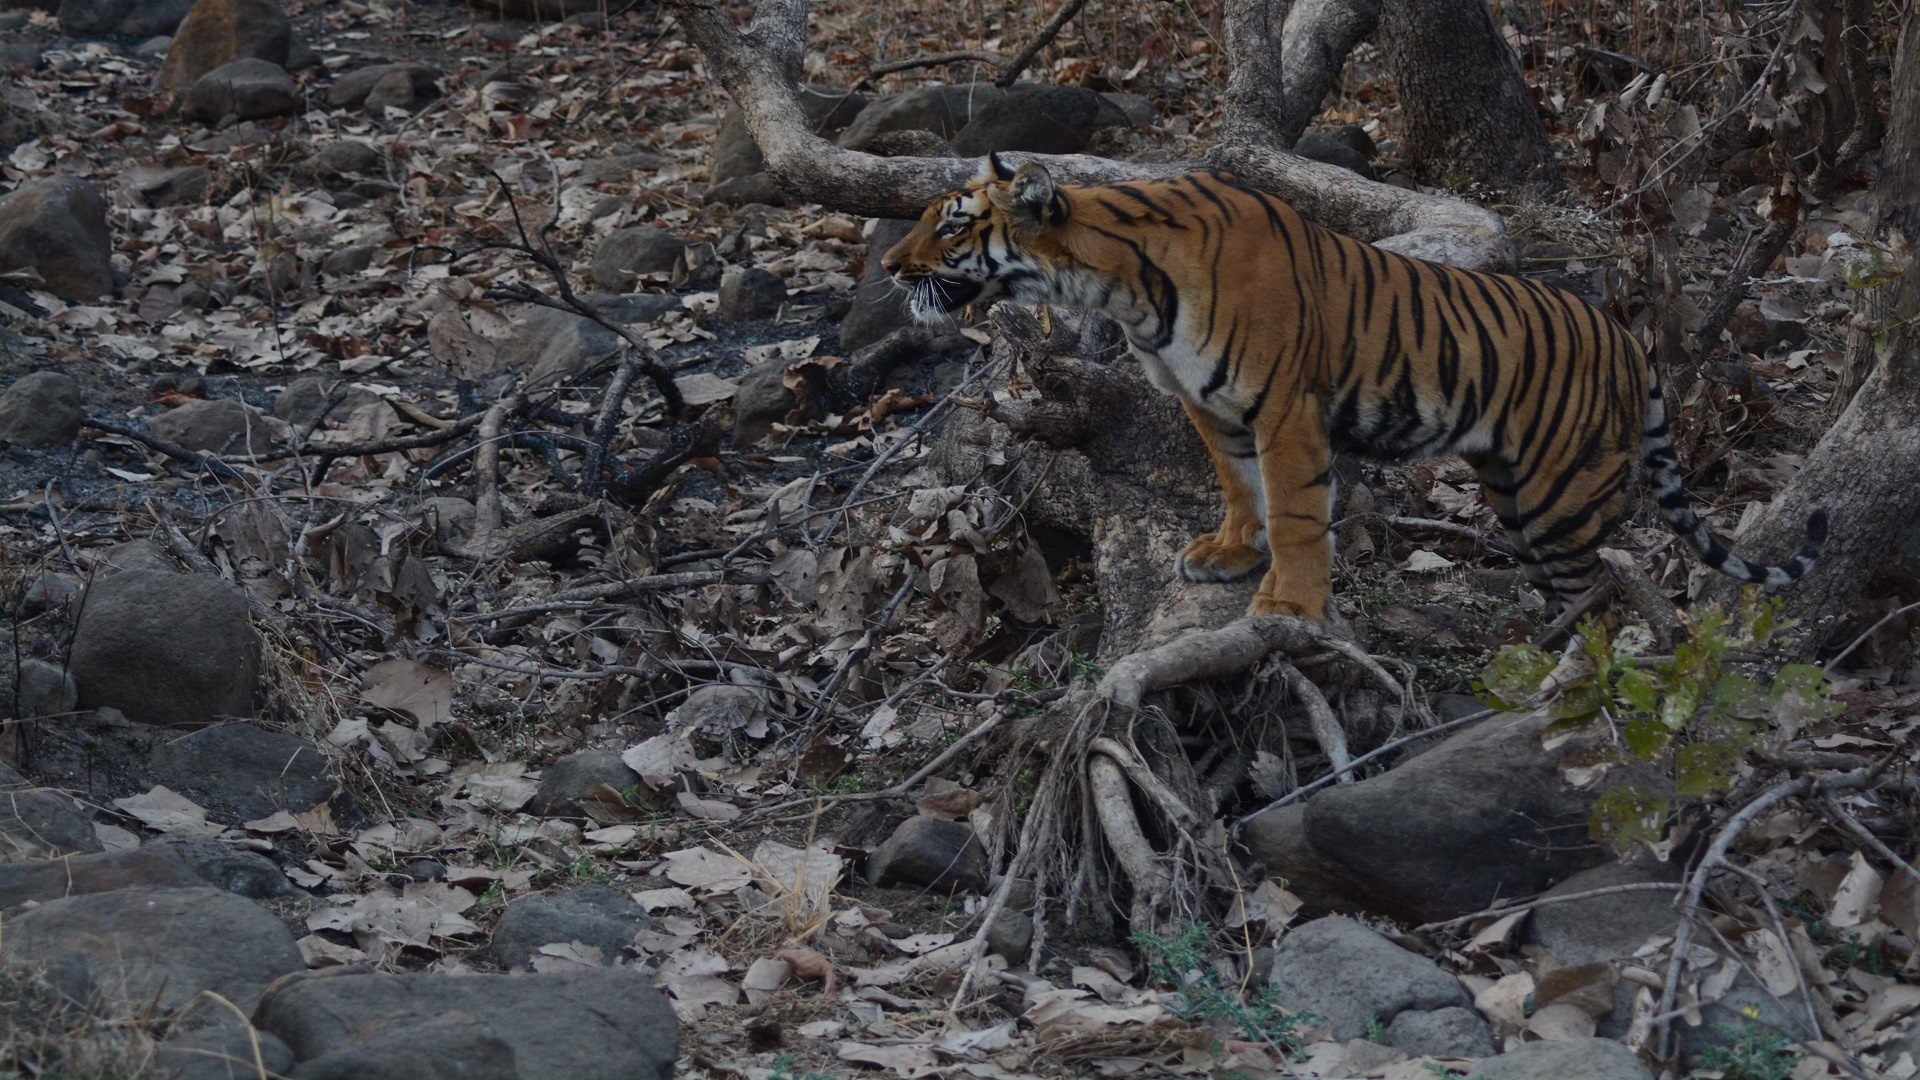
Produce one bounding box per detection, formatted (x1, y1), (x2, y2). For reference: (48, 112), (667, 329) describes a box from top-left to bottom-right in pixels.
(1376, 0), (1563, 190)
(671, 0), (1514, 271)
(1699, 9), (1919, 654)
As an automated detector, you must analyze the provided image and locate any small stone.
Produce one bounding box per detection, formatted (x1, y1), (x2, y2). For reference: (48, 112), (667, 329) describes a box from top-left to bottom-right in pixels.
(147, 398), (274, 455)
(407, 858), (446, 881)
(313, 139), (381, 177)
(320, 245), (375, 276)
(3, 886), (305, 1015)
(0, 658), (77, 720)
(70, 570), (259, 729)
(488, 884), (653, 967)
(21, 570), (80, 613)
(157, 1024), (296, 1080)
(0, 371), (83, 447)
(716, 267), (787, 321)
(157, 0), (295, 90)
(1383, 1005), (1497, 1058)
(579, 291), (680, 325)
(590, 227), (688, 292)
(131, 164), (213, 208)
(1269, 917), (1469, 1040)
(184, 58), (298, 123)
(0, 788), (99, 861)
(272, 376), (381, 428)
(865, 817), (988, 895)
(145, 835), (298, 900)
(985, 909), (1033, 964)
(1295, 132), (1377, 180)
(528, 749), (643, 817)
(422, 496), (478, 549)
(703, 173), (785, 207)
(0, 178), (113, 303)
(328, 62), (440, 112)
(0, 42), (42, 71)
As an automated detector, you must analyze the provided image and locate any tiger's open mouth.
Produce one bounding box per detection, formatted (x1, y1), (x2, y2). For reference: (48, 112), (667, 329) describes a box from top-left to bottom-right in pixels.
(900, 274), (984, 319)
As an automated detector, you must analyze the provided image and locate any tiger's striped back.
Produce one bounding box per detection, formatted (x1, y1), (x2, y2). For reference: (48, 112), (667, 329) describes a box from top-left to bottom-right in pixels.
(882, 158), (1825, 620)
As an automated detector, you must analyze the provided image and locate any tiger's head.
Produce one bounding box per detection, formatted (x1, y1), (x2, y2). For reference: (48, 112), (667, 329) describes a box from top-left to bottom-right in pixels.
(881, 153), (1070, 323)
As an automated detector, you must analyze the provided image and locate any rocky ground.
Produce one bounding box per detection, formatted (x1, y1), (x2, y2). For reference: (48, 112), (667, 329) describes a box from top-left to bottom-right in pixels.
(0, 0), (1916, 1078)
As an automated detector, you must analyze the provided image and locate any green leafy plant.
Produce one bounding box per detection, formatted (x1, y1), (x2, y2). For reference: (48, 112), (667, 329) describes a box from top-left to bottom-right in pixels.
(1131, 923), (1321, 1062)
(1696, 1015), (1804, 1080)
(1474, 592), (1841, 851)
(1365, 1012), (1387, 1043)
(767, 1052), (834, 1080)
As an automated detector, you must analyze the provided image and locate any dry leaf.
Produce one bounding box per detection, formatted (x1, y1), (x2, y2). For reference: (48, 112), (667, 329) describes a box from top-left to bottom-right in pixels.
(360, 658), (455, 727)
(112, 785), (219, 836)
(1830, 851), (1884, 928)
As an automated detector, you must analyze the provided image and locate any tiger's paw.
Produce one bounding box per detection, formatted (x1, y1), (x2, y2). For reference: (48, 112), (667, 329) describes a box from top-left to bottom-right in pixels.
(1247, 591), (1327, 623)
(1175, 534), (1268, 583)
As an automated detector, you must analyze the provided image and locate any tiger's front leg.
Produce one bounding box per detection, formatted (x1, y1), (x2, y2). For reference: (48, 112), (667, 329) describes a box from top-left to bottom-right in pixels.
(1249, 400), (1333, 622)
(1174, 401), (1270, 585)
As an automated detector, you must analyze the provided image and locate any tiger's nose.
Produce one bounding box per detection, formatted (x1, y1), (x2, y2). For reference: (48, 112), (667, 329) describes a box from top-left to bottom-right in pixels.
(880, 258), (900, 277)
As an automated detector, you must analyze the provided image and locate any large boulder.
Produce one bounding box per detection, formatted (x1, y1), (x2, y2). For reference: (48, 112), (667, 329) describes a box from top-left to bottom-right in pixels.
(148, 722), (338, 820)
(839, 83), (1008, 150)
(589, 227), (687, 292)
(1471, 1037), (1654, 1080)
(840, 218), (916, 353)
(488, 885), (653, 967)
(183, 58), (298, 123)
(0, 787), (99, 861)
(156, 0), (294, 89)
(2, 886), (304, 1015)
(57, 0), (194, 35)
(255, 967), (679, 1080)
(1269, 917), (1471, 1040)
(328, 62), (440, 113)
(69, 569), (259, 728)
(950, 84), (1132, 156)
(0, 177), (113, 302)
(1241, 711), (1670, 922)
(0, 371), (83, 447)
(710, 84), (868, 186)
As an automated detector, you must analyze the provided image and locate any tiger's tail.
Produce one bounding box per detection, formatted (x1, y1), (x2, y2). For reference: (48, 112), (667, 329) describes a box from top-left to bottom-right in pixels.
(1640, 372), (1827, 586)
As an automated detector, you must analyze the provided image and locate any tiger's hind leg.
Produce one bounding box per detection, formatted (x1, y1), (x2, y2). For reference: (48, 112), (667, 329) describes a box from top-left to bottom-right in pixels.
(1477, 454), (1630, 616)
(1175, 401), (1270, 584)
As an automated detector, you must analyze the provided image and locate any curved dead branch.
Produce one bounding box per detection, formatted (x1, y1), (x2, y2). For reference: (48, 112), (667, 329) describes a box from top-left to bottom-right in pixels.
(668, 0), (1512, 270)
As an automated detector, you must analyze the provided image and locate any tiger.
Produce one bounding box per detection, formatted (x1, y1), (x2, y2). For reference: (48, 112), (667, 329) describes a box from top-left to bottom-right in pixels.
(880, 154), (1827, 623)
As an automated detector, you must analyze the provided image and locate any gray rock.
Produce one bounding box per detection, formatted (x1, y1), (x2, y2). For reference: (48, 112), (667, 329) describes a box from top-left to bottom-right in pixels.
(91, 538), (178, 577)
(328, 63), (440, 111)
(320, 246), (374, 276)
(1527, 859), (1682, 965)
(1383, 1005), (1496, 1058)
(731, 350), (800, 445)
(57, 0), (193, 35)
(149, 722), (337, 819)
(423, 496), (477, 549)
(156, 0), (294, 90)
(2, 886), (304, 1015)
(703, 172), (786, 207)
(840, 218), (916, 353)
(590, 227), (688, 292)
(528, 749), (643, 817)
(1325, 122), (1377, 159)
(716, 267), (786, 321)
(495, 306), (621, 386)
(489, 884), (653, 967)
(70, 570), (259, 729)
(21, 570), (80, 613)
(0, 371), (82, 447)
(145, 835), (297, 899)
(840, 84), (1009, 150)
(986, 909), (1033, 965)
(1101, 91), (1157, 127)
(1472, 1037), (1654, 1080)
(865, 816), (988, 895)
(579, 291), (680, 325)
(1295, 132), (1377, 180)
(0, 788), (98, 861)
(313, 139), (381, 177)
(1269, 917), (1468, 1040)
(0, 177), (112, 302)
(952, 84), (1128, 156)
(137, 35), (174, 58)
(1241, 712), (1669, 922)
(1, 657), (77, 719)
(710, 85), (868, 184)
(1672, 965), (1807, 1065)
(288, 1012), (517, 1080)
(147, 397), (273, 455)
(273, 376), (382, 428)
(256, 967), (678, 1080)
(0, 42), (42, 71)
(0, 846), (206, 910)
(158, 1024), (297, 1080)
(363, 68), (421, 112)
(131, 164), (213, 207)
(184, 58), (298, 123)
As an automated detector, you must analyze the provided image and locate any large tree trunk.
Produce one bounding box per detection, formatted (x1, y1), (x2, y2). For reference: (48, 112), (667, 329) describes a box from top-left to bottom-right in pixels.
(1698, 8), (1919, 654)
(1376, 0), (1563, 190)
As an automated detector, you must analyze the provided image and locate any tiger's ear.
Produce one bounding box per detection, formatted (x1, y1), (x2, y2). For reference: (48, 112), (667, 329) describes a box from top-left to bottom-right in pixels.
(979, 152), (1017, 184)
(1007, 162), (1065, 229)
